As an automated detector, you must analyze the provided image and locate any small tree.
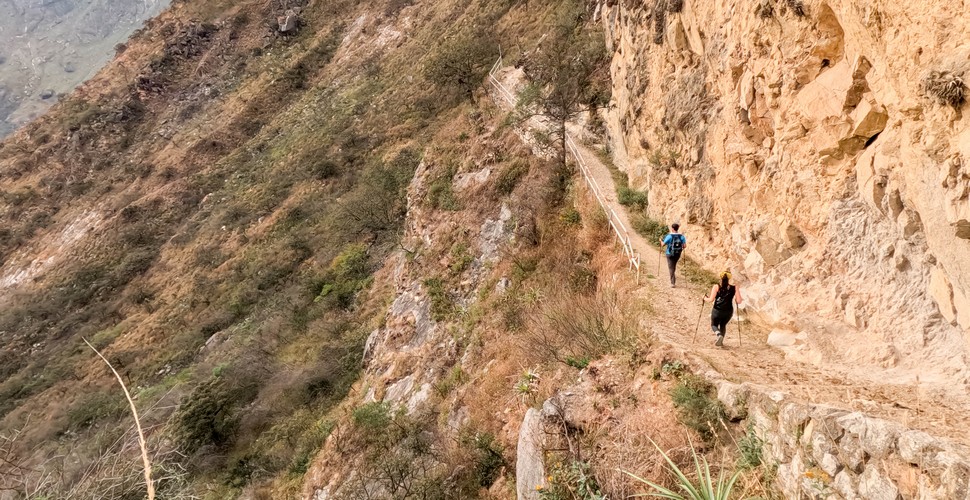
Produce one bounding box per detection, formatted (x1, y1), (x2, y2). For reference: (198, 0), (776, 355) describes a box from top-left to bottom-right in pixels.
(423, 26), (498, 102)
(518, 2), (611, 166)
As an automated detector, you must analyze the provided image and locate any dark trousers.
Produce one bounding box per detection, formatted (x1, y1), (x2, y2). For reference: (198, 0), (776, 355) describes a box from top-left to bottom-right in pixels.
(711, 309), (733, 336)
(666, 254), (681, 285)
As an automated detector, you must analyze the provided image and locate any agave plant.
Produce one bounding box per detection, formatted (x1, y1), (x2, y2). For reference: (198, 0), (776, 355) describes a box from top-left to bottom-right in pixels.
(621, 437), (747, 500)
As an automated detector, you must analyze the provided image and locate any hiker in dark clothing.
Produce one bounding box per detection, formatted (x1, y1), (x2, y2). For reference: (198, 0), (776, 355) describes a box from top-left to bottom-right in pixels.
(704, 271), (743, 346)
(660, 223), (686, 288)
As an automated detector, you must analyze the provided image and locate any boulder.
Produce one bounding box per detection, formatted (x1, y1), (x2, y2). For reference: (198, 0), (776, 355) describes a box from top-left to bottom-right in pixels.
(859, 466), (900, 500)
(897, 430), (946, 470)
(836, 412), (901, 459)
(944, 459), (970, 498)
(795, 59), (854, 122)
(780, 221), (806, 249)
(850, 99), (889, 140)
(833, 469), (860, 500)
(278, 9), (299, 32)
(384, 375), (415, 404)
(845, 299), (866, 328)
(897, 209), (922, 238)
(767, 330), (798, 346)
(957, 219), (970, 240)
(362, 328), (381, 365)
(715, 381), (749, 420)
(754, 236), (789, 266)
(929, 267), (957, 325)
(858, 466), (901, 500)
(839, 433), (867, 473)
(952, 283), (970, 331)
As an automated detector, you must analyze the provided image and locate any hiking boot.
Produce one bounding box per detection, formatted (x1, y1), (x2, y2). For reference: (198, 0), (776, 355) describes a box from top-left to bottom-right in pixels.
(715, 335), (724, 347)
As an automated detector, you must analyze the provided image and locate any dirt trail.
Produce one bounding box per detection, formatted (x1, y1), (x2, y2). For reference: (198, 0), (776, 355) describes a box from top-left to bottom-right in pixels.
(490, 66), (970, 445)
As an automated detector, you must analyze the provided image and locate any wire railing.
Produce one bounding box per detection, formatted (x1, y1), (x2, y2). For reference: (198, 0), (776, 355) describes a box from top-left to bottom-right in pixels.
(488, 57), (641, 282)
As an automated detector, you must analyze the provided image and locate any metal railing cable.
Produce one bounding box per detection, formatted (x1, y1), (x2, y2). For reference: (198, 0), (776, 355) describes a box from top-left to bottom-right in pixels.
(488, 57), (641, 282)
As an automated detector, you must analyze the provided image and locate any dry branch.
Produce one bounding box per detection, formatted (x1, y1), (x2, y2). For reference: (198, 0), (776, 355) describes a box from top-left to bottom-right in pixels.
(83, 338), (155, 500)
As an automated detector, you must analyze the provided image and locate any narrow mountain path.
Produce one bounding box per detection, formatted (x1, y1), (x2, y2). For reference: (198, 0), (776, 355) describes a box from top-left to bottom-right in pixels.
(489, 66), (970, 444)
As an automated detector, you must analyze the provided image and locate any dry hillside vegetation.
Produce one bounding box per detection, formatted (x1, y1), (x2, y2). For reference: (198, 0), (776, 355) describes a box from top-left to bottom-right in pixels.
(0, 0), (513, 496)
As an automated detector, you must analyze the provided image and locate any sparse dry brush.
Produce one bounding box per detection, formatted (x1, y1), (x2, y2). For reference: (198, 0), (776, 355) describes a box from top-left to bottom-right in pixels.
(524, 289), (640, 366)
(923, 70), (967, 108)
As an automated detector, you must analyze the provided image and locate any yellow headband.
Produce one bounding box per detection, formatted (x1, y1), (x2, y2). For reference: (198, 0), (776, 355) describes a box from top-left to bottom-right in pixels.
(720, 271), (732, 280)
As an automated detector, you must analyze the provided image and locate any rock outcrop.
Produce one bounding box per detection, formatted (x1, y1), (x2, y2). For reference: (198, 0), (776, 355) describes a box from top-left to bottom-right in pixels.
(601, 0), (970, 389)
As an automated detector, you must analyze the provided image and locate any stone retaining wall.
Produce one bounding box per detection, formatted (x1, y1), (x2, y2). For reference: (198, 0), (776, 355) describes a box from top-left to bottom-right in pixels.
(716, 380), (970, 499)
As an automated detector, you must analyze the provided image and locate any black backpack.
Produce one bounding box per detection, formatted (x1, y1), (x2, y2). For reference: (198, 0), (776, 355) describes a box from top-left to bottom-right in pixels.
(713, 285), (736, 310)
(668, 234), (684, 257)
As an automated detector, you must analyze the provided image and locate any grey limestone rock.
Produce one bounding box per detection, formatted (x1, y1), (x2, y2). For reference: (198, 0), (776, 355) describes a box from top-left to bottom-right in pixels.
(278, 9), (299, 32)
(516, 409), (546, 500)
(858, 465), (901, 500)
(836, 412), (900, 459)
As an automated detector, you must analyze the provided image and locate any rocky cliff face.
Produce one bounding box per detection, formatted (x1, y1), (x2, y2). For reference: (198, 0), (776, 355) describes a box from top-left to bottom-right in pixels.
(602, 0), (970, 388)
(0, 0), (168, 136)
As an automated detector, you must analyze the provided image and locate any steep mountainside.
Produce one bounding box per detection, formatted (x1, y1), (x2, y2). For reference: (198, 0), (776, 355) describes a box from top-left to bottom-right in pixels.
(601, 0), (970, 389)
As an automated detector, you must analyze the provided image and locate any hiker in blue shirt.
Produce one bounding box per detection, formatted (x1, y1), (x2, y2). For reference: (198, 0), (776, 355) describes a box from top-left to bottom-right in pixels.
(660, 223), (686, 288)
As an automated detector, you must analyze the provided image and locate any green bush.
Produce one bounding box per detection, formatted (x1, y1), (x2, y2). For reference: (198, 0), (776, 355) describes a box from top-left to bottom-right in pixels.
(632, 213), (669, 244)
(560, 207), (582, 225)
(352, 401), (393, 432)
(427, 174), (460, 211)
(670, 374), (726, 443)
(617, 186), (648, 210)
(682, 260), (718, 286)
(335, 148), (420, 239)
(565, 355), (591, 369)
(449, 242), (474, 275)
(424, 277), (457, 321)
(174, 377), (260, 453)
(540, 461), (606, 500)
(463, 431), (505, 488)
(315, 244), (372, 310)
(736, 424), (763, 470)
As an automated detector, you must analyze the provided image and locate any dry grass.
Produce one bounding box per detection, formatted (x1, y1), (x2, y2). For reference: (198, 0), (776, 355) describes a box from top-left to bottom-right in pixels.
(588, 386), (692, 496)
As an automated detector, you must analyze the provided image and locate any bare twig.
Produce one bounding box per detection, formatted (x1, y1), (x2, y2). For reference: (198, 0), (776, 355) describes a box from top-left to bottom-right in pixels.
(83, 338), (155, 500)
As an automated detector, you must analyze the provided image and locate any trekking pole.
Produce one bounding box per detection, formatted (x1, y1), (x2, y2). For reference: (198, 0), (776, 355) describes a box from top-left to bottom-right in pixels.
(657, 248), (662, 280)
(735, 298), (742, 347)
(692, 297), (705, 344)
